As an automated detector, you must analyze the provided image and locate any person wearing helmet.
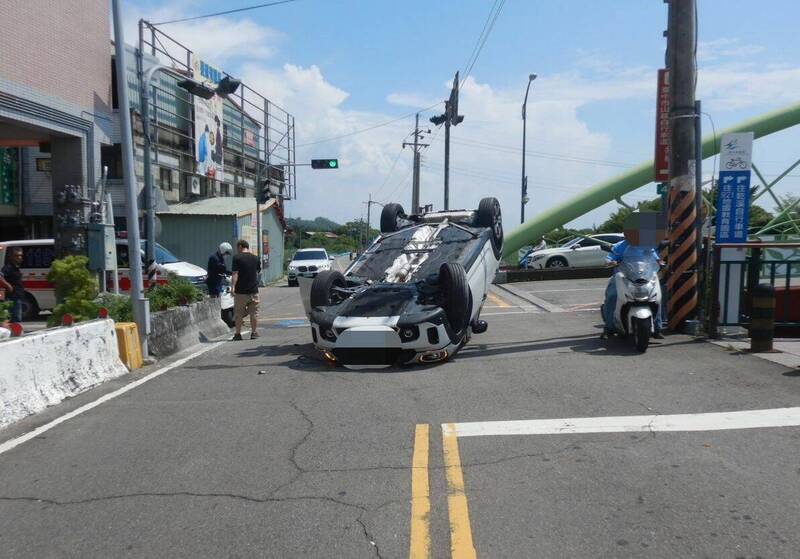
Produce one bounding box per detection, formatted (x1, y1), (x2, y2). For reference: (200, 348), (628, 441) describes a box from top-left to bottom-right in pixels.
(206, 242), (232, 297)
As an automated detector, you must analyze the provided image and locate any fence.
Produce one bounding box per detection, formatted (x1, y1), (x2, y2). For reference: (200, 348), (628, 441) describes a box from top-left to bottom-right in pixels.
(137, 21), (296, 200)
(710, 242), (800, 336)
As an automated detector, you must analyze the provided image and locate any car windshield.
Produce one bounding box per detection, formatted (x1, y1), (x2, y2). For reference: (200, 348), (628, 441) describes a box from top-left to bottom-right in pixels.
(561, 237), (582, 249)
(139, 242), (179, 264)
(294, 250), (327, 261)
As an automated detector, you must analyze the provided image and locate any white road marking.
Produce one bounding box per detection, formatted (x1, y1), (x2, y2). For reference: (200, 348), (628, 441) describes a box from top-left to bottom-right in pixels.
(0, 342), (223, 456)
(447, 407), (800, 438)
(526, 288), (605, 293)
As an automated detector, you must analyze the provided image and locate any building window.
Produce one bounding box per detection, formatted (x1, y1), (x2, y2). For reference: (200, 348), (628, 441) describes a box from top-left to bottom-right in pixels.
(101, 144), (123, 179)
(220, 183), (230, 197)
(235, 186), (246, 198)
(159, 167), (173, 191)
(111, 59), (119, 109)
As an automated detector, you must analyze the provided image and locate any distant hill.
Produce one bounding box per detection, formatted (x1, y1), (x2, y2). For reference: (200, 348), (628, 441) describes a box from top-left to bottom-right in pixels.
(286, 216), (341, 232)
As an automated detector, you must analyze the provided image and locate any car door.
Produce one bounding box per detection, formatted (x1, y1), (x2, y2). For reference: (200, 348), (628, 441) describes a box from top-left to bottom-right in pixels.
(571, 237), (604, 267)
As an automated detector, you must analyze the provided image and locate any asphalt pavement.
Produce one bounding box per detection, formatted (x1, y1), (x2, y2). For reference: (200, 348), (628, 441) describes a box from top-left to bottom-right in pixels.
(1, 279), (799, 558)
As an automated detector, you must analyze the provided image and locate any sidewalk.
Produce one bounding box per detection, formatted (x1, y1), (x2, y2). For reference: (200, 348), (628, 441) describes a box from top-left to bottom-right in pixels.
(710, 336), (800, 369)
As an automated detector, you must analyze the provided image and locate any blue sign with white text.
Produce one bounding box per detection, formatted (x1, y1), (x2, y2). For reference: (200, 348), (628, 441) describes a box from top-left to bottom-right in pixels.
(715, 170), (751, 243)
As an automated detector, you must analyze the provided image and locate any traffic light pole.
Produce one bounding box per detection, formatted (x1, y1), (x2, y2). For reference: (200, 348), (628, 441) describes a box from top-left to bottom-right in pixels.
(444, 102), (451, 210)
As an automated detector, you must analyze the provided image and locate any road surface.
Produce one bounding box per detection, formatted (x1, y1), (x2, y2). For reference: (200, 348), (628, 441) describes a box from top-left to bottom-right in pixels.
(1, 279), (799, 558)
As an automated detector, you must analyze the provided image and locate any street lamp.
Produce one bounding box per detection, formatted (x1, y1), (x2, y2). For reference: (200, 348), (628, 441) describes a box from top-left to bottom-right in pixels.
(140, 65), (240, 265)
(521, 73), (537, 224)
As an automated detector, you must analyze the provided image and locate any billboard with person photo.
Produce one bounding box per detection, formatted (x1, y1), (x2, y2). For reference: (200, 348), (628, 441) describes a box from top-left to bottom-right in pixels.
(192, 57), (224, 180)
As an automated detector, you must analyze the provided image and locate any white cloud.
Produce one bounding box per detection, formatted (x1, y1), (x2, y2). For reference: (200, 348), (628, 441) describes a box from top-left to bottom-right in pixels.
(698, 38), (766, 62)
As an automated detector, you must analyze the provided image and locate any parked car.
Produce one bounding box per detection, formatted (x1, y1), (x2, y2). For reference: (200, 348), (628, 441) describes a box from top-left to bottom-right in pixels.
(522, 233), (624, 269)
(0, 239), (206, 320)
(304, 197), (503, 367)
(287, 248), (334, 286)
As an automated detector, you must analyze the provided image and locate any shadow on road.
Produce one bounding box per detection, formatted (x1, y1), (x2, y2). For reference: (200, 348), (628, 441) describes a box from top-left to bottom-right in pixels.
(455, 333), (680, 359)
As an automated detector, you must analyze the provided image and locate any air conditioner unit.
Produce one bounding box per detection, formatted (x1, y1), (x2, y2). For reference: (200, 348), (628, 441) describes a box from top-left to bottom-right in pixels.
(186, 175), (201, 195)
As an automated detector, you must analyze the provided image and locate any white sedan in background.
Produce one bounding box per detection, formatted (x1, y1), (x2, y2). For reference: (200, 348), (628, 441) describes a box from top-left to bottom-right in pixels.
(522, 233), (624, 269)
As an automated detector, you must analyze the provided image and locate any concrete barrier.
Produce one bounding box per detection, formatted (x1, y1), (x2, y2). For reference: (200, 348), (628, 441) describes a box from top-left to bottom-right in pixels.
(147, 297), (229, 358)
(495, 266), (613, 284)
(0, 319), (128, 428)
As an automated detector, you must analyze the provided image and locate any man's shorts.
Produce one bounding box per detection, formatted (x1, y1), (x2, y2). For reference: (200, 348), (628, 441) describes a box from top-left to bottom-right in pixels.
(234, 293), (259, 321)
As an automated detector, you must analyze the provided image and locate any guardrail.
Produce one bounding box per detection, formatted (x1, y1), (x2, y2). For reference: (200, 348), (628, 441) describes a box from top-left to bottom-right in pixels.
(710, 242), (800, 337)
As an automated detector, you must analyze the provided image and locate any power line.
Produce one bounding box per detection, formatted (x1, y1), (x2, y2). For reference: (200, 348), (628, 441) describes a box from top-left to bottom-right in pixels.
(463, 0), (507, 81)
(153, 0), (300, 25)
(295, 103), (442, 148)
(462, 0), (501, 78)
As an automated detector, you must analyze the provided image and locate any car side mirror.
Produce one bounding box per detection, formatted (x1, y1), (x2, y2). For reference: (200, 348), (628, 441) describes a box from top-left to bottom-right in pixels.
(600, 245), (611, 252)
(570, 245), (578, 250)
(329, 256), (335, 261)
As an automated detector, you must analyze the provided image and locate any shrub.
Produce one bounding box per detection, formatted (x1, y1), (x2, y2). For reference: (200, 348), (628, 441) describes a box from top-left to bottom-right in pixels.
(47, 256), (99, 326)
(94, 293), (133, 323)
(147, 275), (203, 312)
(0, 301), (11, 323)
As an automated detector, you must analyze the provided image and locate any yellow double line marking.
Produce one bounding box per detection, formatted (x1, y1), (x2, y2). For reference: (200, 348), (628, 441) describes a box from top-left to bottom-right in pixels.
(486, 291), (511, 308)
(410, 424), (431, 559)
(410, 423), (476, 559)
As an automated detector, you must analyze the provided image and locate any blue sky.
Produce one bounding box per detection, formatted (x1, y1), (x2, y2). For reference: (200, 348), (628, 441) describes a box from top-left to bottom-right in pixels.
(126, 0), (800, 228)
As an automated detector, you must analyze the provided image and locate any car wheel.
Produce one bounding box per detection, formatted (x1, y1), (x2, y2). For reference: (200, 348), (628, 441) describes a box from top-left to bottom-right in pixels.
(380, 203), (406, 233)
(438, 263), (470, 335)
(546, 256), (568, 268)
(310, 270), (347, 308)
(22, 292), (40, 321)
(476, 197), (503, 258)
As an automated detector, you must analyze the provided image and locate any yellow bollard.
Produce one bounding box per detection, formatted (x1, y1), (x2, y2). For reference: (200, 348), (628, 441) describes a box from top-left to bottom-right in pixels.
(114, 322), (143, 370)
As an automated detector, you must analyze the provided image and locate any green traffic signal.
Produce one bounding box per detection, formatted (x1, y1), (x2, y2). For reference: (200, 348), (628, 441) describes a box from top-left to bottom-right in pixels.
(311, 159), (339, 169)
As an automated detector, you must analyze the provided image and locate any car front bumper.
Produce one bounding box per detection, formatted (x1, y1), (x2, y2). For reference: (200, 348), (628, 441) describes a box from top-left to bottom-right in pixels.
(309, 314), (461, 367)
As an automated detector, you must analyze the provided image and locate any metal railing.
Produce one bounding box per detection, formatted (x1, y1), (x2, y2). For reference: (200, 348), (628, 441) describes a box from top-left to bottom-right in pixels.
(710, 242), (800, 336)
(137, 21), (296, 199)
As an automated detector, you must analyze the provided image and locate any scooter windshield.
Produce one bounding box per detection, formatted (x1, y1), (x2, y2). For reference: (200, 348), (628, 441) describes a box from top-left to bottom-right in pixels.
(619, 246), (660, 282)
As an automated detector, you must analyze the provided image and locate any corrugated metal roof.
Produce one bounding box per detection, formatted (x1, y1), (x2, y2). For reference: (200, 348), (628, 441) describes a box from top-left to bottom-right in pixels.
(158, 197), (275, 217)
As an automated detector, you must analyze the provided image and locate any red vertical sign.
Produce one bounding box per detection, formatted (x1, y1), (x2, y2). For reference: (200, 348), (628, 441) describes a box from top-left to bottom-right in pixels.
(654, 69), (671, 182)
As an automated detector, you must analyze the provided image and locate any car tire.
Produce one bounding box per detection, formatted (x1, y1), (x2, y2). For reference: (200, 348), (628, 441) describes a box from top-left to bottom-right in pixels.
(380, 203), (406, 233)
(438, 263), (470, 336)
(310, 270), (347, 308)
(546, 256), (568, 268)
(476, 197), (503, 258)
(21, 292), (40, 321)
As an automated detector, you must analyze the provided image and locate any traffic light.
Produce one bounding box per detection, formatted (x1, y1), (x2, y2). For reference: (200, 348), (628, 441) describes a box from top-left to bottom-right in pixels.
(311, 159), (339, 169)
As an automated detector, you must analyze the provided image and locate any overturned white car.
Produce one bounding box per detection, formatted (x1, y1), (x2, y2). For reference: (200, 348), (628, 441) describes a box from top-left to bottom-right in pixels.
(305, 198), (503, 366)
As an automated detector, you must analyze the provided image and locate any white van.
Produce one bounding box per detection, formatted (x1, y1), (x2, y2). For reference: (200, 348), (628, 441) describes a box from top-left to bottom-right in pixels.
(0, 239), (207, 320)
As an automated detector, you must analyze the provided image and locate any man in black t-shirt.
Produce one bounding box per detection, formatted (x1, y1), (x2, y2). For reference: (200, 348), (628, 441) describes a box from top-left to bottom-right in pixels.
(231, 239), (261, 341)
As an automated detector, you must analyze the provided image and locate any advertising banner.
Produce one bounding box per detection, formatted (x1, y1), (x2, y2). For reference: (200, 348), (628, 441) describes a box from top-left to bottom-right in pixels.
(654, 69), (670, 182)
(192, 57), (224, 180)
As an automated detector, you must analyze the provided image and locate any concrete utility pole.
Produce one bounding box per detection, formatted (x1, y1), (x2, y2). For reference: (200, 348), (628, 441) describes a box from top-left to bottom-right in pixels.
(112, 0), (149, 356)
(665, 0), (699, 331)
(403, 113), (429, 213)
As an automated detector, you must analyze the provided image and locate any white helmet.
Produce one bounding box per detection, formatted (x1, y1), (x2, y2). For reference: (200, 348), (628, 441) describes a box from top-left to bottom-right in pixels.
(219, 242), (232, 255)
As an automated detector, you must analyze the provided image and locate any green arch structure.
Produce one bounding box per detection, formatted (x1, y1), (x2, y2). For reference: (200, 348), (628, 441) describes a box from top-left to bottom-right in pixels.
(503, 101), (800, 258)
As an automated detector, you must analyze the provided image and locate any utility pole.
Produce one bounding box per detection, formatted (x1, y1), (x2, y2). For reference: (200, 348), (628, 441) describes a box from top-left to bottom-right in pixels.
(403, 113), (429, 213)
(112, 0), (149, 356)
(665, 0), (699, 332)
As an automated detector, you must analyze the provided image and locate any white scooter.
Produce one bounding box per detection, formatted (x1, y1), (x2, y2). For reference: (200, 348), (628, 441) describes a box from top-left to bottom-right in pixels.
(601, 249), (663, 353)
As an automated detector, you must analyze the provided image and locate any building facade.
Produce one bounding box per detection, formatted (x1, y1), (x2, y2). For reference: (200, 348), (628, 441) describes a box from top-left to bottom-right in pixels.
(0, 0), (113, 252)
